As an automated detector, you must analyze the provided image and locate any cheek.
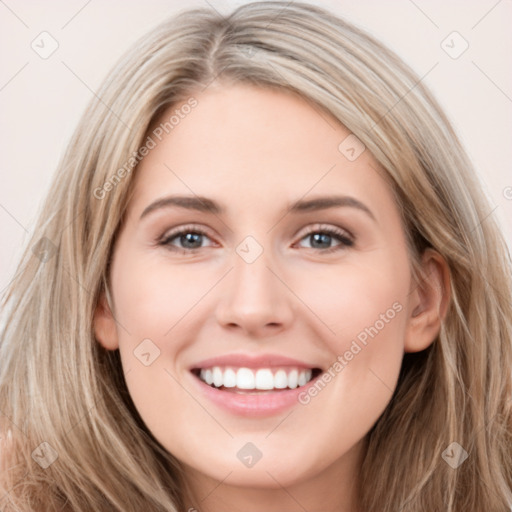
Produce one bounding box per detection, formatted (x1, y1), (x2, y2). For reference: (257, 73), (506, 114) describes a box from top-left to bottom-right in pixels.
(109, 253), (219, 435)
(296, 254), (410, 354)
(112, 252), (209, 340)
(292, 255), (409, 419)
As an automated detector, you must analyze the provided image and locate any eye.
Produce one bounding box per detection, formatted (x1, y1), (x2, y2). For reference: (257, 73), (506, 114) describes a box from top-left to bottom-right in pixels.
(294, 224), (354, 253)
(158, 223), (354, 254)
(159, 225), (215, 253)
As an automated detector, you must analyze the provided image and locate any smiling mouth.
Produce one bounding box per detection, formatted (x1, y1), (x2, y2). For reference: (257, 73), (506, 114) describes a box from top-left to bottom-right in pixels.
(191, 366), (323, 393)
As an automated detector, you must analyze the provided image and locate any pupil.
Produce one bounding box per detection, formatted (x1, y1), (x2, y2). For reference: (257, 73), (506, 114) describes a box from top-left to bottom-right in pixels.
(181, 233), (202, 248)
(311, 233), (331, 248)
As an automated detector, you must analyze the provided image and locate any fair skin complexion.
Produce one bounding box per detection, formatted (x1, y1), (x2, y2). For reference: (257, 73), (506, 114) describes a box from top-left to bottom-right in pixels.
(94, 83), (449, 511)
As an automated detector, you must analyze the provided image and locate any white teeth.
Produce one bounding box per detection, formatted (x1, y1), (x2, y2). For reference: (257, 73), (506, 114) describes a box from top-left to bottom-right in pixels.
(274, 370), (288, 389)
(223, 368), (237, 388)
(236, 368), (255, 389)
(213, 367), (223, 387)
(288, 369), (298, 389)
(198, 366), (314, 390)
(255, 369), (274, 390)
(204, 369), (213, 385)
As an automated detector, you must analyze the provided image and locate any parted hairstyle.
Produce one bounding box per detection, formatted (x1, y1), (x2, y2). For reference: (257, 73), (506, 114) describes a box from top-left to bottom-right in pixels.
(1, 2), (511, 511)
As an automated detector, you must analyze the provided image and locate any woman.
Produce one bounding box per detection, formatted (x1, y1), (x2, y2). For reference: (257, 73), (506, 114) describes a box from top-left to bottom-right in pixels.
(1, 2), (511, 511)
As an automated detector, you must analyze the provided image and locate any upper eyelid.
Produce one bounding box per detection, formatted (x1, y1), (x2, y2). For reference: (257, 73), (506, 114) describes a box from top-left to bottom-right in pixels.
(160, 224), (212, 240)
(299, 223), (353, 238)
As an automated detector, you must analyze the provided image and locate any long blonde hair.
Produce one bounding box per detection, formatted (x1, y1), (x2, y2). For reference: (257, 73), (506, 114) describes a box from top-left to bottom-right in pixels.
(1, 2), (511, 510)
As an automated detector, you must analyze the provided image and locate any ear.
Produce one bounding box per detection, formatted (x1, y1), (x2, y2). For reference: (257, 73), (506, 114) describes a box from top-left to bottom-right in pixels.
(93, 291), (119, 351)
(404, 248), (451, 353)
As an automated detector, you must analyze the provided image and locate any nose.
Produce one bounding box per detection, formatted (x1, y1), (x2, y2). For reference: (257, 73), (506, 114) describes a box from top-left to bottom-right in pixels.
(214, 247), (294, 337)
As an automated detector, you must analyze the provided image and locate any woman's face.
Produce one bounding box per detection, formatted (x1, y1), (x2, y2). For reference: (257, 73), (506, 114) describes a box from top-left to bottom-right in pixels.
(95, 83), (438, 502)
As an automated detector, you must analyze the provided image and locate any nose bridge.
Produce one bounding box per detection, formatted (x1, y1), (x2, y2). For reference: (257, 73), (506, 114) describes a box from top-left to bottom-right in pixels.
(231, 240), (281, 309)
(214, 236), (294, 333)
(233, 245), (274, 297)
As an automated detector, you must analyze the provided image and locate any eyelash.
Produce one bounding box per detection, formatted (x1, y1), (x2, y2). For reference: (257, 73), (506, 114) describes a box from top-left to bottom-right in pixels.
(158, 224), (354, 255)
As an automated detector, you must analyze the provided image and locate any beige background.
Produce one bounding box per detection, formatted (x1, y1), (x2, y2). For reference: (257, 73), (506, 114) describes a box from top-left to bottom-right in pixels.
(1, 0), (511, 294)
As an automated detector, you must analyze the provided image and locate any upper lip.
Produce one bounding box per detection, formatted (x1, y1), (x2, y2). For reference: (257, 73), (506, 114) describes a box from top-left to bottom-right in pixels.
(190, 353), (322, 371)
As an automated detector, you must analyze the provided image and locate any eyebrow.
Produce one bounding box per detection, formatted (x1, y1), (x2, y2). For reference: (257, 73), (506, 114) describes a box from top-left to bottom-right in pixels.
(139, 194), (376, 221)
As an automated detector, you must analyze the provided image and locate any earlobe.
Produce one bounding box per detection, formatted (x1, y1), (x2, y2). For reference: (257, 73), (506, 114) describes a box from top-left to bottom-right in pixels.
(404, 248), (451, 353)
(93, 292), (119, 351)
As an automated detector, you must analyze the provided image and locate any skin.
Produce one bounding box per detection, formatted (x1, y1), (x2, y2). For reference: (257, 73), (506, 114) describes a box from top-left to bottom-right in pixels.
(94, 83), (449, 511)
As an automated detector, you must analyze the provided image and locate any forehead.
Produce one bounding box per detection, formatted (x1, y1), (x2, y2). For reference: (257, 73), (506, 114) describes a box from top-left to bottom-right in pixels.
(129, 83), (394, 218)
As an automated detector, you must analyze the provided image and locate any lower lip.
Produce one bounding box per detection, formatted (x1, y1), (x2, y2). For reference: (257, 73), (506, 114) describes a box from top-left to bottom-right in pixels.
(190, 371), (321, 417)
